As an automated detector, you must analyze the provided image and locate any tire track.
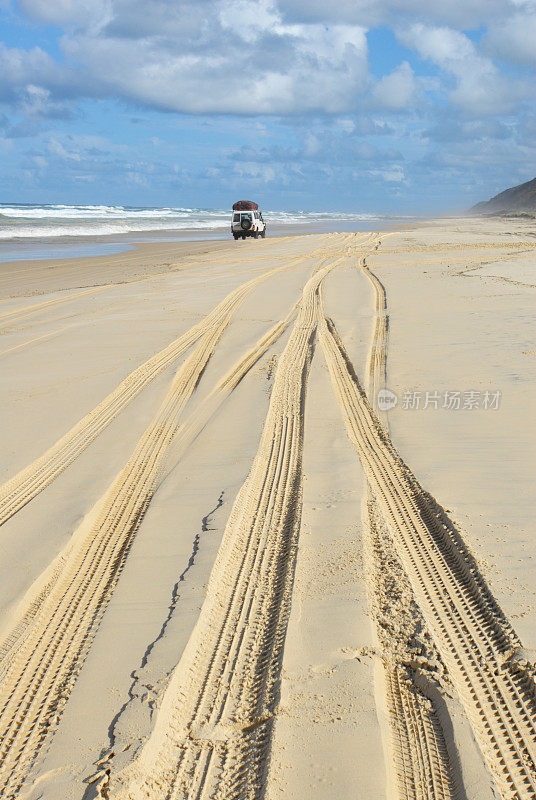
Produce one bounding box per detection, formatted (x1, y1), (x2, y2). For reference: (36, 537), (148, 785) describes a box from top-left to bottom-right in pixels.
(86, 304), (304, 792)
(99, 261), (340, 800)
(356, 243), (457, 799)
(0, 321), (84, 359)
(0, 258), (307, 798)
(0, 286), (110, 325)
(0, 300), (298, 688)
(0, 309), (235, 798)
(0, 247), (324, 529)
(0, 290), (219, 525)
(0, 285), (110, 327)
(0, 294), (149, 359)
(361, 252), (389, 414)
(363, 494), (457, 800)
(319, 313), (536, 800)
(385, 665), (456, 800)
(0, 236), (352, 798)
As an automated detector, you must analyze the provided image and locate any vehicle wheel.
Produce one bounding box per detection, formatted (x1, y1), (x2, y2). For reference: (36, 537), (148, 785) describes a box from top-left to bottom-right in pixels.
(233, 233), (239, 240)
(261, 230), (266, 238)
(253, 231), (259, 239)
(242, 235), (246, 240)
(241, 219), (252, 231)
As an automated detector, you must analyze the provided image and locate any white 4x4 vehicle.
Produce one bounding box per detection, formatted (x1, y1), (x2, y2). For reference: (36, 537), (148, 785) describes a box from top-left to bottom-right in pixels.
(231, 201), (266, 239)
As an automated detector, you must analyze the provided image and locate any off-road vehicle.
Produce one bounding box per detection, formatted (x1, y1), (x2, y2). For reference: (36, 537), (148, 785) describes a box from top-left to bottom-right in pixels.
(231, 200), (266, 239)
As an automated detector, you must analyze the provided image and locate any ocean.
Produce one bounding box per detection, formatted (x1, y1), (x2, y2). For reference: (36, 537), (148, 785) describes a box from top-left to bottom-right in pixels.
(0, 203), (405, 262)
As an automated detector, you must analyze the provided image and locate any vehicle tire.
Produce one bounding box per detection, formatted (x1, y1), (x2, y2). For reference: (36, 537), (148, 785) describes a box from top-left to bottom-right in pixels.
(233, 233), (239, 240)
(241, 219), (252, 230)
(261, 230), (266, 238)
(242, 235), (246, 240)
(253, 231), (259, 239)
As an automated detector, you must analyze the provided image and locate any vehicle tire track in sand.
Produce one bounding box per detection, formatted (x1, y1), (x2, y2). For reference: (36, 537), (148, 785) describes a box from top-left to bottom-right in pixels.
(0, 237), (354, 799)
(0, 294), (153, 358)
(319, 314), (536, 800)
(0, 316), (235, 798)
(0, 285), (111, 327)
(0, 321), (86, 359)
(85, 307), (300, 791)
(0, 264), (304, 798)
(0, 300), (298, 687)
(385, 665), (455, 800)
(0, 246), (329, 529)
(0, 290), (223, 525)
(98, 262), (341, 800)
(357, 243), (457, 799)
(361, 250), (389, 413)
(363, 494), (457, 800)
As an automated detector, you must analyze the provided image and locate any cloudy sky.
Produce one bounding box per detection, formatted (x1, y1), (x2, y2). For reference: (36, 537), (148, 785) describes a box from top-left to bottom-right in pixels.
(0, 0), (535, 212)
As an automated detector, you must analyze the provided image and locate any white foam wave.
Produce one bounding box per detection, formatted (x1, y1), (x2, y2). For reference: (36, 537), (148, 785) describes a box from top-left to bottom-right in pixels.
(0, 203), (389, 239)
(0, 205), (199, 219)
(0, 220), (230, 239)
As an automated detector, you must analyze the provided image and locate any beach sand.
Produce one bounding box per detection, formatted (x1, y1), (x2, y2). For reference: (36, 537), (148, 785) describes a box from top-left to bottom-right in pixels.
(0, 220), (534, 800)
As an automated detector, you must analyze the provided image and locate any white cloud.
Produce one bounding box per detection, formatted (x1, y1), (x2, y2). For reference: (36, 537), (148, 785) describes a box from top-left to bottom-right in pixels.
(368, 165), (405, 182)
(2, 0), (533, 126)
(485, 11), (536, 66)
(279, 0), (513, 29)
(58, 3), (368, 114)
(335, 118), (356, 134)
(17, 0), (113, 31)
(372, 61), (417, 110)
(398, 23), (520, 115)
(219, 0), (279, 42)
(11, 0), (370, 115)
(48, 137), (82, 160)
(44, 133), (125, 165)
(32, 154), (48, 170)
(0, 44), (65, 96)
(233, 162), (278, 182)
(17, 85), (72, 119)
(303, 132), (320, 156)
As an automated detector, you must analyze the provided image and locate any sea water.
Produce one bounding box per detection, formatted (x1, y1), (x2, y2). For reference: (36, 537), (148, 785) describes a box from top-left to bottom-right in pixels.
(0, 203), (406, 262)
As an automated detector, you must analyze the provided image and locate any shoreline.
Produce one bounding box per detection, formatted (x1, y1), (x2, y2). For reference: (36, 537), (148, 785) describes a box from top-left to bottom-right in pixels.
(0, 224), (419, 298)
(0, 218), (421, 267)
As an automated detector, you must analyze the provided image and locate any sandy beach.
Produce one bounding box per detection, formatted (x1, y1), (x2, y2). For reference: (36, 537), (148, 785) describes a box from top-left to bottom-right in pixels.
(0, 219), (534, 800)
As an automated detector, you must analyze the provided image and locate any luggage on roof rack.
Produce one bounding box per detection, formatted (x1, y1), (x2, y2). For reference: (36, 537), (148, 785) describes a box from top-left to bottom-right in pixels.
(232, 200), (259, 211)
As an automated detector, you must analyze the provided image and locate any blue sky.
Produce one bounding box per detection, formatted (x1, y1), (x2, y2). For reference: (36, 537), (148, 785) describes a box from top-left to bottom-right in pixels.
(0, 0), (535, 212)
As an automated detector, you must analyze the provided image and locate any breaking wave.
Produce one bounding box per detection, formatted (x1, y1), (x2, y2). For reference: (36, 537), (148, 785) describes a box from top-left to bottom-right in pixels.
(0, 203), (390, 240)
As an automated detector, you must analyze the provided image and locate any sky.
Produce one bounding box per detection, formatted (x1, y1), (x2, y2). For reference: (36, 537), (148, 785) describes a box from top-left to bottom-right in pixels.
(0, 0), (535, 213)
